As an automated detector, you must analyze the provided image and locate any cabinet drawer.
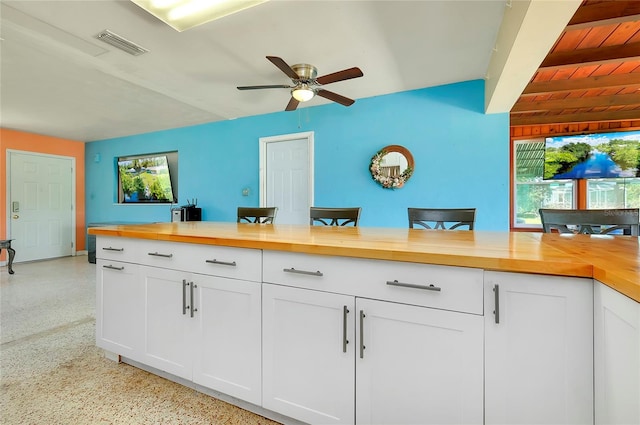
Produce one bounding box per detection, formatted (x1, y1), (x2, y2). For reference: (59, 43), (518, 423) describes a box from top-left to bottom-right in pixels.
(263, 251), (483, 314)
(96, 236), (140, 263)
(187, 244), (262, 282)
(135, 239), (193, 270)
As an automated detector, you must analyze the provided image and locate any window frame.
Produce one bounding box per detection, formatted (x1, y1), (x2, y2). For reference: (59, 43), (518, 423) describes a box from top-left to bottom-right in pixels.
(511, 138), (576, 230)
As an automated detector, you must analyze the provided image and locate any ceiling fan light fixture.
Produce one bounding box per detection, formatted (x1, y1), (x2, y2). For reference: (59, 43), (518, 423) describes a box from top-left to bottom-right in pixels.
(131, 0), (268, 32)
(291, 85), (315, 102)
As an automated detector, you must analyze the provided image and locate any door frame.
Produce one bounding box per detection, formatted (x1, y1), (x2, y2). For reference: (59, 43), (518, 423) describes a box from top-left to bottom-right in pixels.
(259, 131), (314, 210)
(5, 149), (77, 262)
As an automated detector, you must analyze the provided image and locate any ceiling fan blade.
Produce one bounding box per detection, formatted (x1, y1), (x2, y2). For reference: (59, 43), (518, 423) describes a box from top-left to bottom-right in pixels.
(317, 89), (355, 107)
(237, 85), (291, 90)
(316, 67), (363, 85)
(285, 97), (300, 111)
(267, 56), (299, 80)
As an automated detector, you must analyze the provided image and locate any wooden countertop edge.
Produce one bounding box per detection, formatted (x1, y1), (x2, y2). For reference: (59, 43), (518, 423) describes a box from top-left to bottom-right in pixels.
(592, 267), (640, 302)
(95, 224), (640, 301)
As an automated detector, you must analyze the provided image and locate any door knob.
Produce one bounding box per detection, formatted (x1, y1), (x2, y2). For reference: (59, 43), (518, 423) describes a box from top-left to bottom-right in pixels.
(12, 215), (19, 219)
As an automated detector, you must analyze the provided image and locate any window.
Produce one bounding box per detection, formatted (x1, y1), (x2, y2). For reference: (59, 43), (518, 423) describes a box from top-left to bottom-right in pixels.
(587, 178), (640, 209)
(513, 139), (575, 228)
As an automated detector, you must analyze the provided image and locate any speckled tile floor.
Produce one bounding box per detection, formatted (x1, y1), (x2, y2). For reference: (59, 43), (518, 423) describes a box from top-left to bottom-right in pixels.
(0, 256), (281, 425)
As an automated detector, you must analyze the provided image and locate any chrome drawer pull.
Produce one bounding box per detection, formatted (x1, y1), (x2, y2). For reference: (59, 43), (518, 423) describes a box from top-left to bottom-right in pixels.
(182, 279), (188, 315)
(190, 282), (197, 318)
(359, 310), (366, 359)
(386, 280), (442, 292)
(283, 268), (323, 277)
(147, 252), (173, 258)
(343, 306), (350, 353)
(102, 264), (124, 271)
(493, 284), (500, 324)
(102, 247), (124, 252)
(206, 259), (237, 267)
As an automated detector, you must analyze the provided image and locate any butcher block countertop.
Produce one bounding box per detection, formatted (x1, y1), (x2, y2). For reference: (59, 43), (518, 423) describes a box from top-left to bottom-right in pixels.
(88, 222), (640, 303)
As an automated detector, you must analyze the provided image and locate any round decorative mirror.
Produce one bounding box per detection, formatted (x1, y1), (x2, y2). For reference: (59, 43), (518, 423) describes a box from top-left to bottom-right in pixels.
(370, 145), (414, 189)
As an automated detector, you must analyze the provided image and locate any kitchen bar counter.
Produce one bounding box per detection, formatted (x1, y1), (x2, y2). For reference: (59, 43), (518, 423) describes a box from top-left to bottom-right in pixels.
(88, 221), (640, 302)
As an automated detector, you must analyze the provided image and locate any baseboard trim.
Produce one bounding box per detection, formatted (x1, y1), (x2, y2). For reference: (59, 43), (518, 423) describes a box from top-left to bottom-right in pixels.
(119, 355), (306, 425)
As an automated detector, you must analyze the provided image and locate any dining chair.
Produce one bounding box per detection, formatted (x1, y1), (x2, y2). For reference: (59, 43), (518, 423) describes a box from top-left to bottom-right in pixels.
(0, 239), (15, 274)
(408, 208), (476, 230)
(539, 208), (639, 236)
(310, 207), (361, 226)
(237, 207), (278, 224)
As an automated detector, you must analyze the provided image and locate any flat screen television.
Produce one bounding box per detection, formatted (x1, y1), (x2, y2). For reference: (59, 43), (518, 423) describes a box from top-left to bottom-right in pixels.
(544, 130), (640, 180)
(117, 153), (176, 203)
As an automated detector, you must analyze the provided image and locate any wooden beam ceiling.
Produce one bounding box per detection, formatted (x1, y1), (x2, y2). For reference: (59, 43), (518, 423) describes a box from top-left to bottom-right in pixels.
(510, 0), (640, 128)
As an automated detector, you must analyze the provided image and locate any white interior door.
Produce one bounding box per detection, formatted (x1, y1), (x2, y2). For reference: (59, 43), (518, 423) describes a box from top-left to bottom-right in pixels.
(7, 151), (74, 262)
(260, 132), (313, 225)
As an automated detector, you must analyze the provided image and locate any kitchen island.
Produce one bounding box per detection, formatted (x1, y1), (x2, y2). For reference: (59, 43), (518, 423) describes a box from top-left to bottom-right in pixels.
(89, 222), (640, 425)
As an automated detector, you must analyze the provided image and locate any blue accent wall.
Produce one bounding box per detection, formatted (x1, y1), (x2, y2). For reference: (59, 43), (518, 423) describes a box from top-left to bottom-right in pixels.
(85, 79), (509, 230)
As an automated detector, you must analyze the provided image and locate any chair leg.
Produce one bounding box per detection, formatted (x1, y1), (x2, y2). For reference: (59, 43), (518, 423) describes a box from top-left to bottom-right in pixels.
(6, 247), (15, 274)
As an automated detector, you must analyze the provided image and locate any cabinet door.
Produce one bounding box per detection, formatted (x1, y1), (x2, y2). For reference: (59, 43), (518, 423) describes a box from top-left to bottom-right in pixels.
(595, 281), (640, 425)
(262, 284), (355, 425)
(192, 274), (262, 405)
(356, 298), (483, 425)
(96, 259), (143, 360)
(484, 272), (593, 425)
(140, 266), (193, 380)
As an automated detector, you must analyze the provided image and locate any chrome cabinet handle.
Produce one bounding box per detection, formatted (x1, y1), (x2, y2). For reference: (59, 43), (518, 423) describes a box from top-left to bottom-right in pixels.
(182, 279), (188, 315)
(493, 284), (500, 324)
(190, 282), (197, 318)
(102, 264), (124, 270)
(386, 280), (441, 292)
(359, 310), (366, 359)
(283, 268), (323, 277)
(148, 252), (173, 258)
(102, 247), (124, 252)
(205, 259), (237, 267)
(343, 306), (350, 353)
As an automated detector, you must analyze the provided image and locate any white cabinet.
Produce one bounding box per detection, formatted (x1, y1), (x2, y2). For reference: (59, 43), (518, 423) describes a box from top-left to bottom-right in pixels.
(192, 273), (262, 405)
(262, 284), (355, 424)
(140, 266), (263, 403)
(95, 259), (143, 360)
(262, 251), (484, 425)
(595, 281), (640, 425)
(95, 237), (263, 406)
(355, 298), (483, 425)
(140, 266), (194, 379)
(484, 271), (593, 425)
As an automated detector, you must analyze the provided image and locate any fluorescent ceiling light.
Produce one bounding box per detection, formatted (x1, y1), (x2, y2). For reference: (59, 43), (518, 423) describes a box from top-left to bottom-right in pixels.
(131, 0), (268, 32)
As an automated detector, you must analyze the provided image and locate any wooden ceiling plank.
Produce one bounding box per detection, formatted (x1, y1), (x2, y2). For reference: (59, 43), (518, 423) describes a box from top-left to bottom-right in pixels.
(540, 42), (640, 69)
(521, 72), (640, 95)
(511, 109), (640, 126)
(566, 14), (640, 31)
(577, 26), (617, 49)
(571, 64), (599, 78)
(568, 1), (640, 26)
(555, 28), (590, 50)
(512, 93), (640, 113)
(602, 21), (640, 45)
(613, 59), (640, 72)
(590, 62), (623, 76)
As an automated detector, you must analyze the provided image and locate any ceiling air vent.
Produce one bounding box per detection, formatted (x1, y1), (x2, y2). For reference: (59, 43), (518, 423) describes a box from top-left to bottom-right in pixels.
(95, 29), (149, 56)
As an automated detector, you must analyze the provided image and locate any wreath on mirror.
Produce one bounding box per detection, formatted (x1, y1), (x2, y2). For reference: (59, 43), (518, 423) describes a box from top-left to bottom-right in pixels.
(370, 147), (414, 189)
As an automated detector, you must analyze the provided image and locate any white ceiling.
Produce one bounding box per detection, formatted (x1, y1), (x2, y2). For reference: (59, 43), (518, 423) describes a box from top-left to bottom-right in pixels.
(0, 0), (534, 142)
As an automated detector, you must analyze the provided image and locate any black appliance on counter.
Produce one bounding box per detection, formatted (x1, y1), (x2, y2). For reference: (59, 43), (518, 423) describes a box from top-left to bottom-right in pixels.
(171, 199), (201, 222)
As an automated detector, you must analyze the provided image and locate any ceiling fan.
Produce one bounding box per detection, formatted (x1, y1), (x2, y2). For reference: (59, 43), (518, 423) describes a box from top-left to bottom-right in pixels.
(237, 56), (364, 111)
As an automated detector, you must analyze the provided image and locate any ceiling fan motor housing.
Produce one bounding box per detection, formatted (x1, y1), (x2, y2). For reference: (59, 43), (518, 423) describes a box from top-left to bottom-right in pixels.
(292, 64), (318, 82)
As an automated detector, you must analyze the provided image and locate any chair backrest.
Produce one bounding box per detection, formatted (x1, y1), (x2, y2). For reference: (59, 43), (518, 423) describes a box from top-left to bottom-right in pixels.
(539, 208), (639, 236)
(408, 208), (476, 230)
(237, 207), (277, 224)
(310, 207), (361, 227)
